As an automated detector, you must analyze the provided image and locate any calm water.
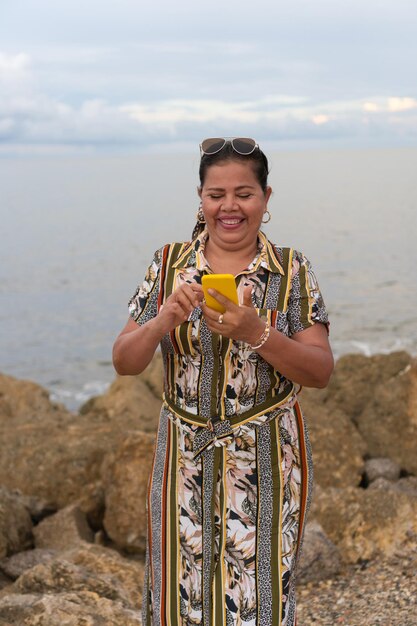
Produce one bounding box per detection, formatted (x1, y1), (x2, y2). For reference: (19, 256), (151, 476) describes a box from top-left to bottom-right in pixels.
(1, 148), (416, 410)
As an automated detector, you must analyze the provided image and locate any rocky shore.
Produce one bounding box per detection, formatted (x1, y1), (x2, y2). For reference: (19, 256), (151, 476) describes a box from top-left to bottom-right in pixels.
(0, 351), (416, 625)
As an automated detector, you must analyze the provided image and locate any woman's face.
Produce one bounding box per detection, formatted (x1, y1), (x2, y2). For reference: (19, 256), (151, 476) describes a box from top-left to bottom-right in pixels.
(199, 160), (272, 253)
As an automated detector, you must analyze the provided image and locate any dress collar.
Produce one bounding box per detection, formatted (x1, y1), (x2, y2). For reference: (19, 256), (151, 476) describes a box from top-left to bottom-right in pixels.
(172, 229), (285, 275)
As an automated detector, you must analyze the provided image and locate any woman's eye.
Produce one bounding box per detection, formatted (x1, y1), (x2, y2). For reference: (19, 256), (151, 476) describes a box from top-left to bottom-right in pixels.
(209, 194), (223, 199)
(238, 194), (251, 198)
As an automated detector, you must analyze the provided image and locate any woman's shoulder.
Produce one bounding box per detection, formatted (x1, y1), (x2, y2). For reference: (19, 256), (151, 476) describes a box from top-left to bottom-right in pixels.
(266, 239), (315, 276)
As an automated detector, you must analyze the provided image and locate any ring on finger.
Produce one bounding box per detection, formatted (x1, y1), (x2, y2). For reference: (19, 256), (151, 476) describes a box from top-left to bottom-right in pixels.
(218, 314), (224, 324)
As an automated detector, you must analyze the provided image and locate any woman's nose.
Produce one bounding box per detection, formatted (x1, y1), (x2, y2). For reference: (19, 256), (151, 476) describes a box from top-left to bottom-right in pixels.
(220, 196), (239, 211)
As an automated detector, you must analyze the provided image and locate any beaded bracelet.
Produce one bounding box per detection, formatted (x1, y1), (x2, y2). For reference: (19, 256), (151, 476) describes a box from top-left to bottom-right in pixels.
(249, 321), (270, 350)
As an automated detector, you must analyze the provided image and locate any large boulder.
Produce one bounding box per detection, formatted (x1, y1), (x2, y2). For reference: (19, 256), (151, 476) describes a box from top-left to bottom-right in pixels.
(0, 488), (33, 559)
(102, 432), (156, 554)
(11, 544), (144, 610)
(0, 543), (145, 624)
(310, 485), (417, 563)
(355, 359), (417, 474)
(79, 352), (163, 432)
(300, 390), (366, 488)
(0, 359), (162, 508)
(316, 352), (416, 472)
(0, 375), (66, 422)
(317, 351), (412, 420)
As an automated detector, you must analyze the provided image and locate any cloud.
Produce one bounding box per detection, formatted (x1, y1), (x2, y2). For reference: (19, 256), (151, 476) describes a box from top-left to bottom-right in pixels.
(1, 49), (416, 153)
(0, 52), (30, 74)
(362, 97), (417, 113)
(387, 97), (417, 112)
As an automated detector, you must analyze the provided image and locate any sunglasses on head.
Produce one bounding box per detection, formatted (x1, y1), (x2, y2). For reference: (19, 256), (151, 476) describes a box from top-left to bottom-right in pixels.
(200, 137), (259, 156)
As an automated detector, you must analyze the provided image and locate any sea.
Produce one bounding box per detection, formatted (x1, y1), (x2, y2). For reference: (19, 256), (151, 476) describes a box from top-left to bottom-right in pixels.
(1, 147), (416, 411)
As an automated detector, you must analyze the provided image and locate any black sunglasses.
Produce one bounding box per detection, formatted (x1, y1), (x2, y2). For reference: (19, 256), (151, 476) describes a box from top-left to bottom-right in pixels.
(200, 137), (259, 156)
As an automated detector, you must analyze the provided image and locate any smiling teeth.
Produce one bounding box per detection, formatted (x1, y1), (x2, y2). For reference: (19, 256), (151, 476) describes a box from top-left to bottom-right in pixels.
(221, 219), (242, 224)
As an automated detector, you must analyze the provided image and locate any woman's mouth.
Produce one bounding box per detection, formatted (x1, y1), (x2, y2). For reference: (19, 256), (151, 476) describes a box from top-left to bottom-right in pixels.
(218, 217), (245, 229)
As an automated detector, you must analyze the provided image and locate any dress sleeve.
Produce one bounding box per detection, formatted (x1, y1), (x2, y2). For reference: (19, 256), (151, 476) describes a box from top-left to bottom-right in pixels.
(287, 250), (329, 336)
(128, 247), (164, 325)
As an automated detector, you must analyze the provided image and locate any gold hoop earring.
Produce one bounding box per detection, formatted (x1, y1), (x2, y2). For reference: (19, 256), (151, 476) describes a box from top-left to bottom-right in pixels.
(262, 209), (271, 224)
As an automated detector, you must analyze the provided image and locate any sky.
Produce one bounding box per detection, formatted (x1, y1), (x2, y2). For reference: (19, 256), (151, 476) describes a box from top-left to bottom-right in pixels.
(1, 0), (416, 155)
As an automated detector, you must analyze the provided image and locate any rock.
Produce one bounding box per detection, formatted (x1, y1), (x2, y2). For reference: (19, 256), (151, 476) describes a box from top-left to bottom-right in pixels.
(300, 390), (366, 488)
(297, 521), (341, 584)
(76, 482), (106, 533)
(310, 485), (417, 563)
(0, 487), (33, 559)
(63, 543), (144, 609)
(102, 432), (155, 554)
(0, 591), (142, 625)
(313, 352), (417, 475)
(317, 351), (412, 421)
(396, 476), (417, 496)
(355, 358), (417, 474)
(33, 505), (94, 551)
(368, 476), (417, 497)
(79, 358), (163, 433)
(0, 374), (66, 422)
(14, 494), (57, 524)
(0, 366), (162, 508)
(364, 457), (401, 484)
(10, 543), (144, 611)
(0, 549), (56, 580)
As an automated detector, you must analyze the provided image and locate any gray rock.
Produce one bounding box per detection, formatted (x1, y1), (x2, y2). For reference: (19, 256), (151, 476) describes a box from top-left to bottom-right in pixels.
(0, 548), (56, 580)
(297, 521), (341, 584)
(365, 457), (401, 483)
(368, 476), (417, 497)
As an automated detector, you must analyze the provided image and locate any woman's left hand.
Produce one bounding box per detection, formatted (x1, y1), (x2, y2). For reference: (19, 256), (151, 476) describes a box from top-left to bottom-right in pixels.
(201, 286), (266, 345)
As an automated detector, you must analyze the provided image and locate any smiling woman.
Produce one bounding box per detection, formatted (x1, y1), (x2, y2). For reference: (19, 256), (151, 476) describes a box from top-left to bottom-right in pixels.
(112, 138), (333, 625)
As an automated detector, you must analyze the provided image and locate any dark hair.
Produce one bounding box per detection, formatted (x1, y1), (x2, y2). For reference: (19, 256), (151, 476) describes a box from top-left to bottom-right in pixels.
(199, 142), (269, 191)
(192, 143), (270, 239)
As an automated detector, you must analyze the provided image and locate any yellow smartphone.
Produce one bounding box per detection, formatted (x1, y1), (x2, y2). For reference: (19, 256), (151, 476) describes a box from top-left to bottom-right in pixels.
(202, 274), (239, 313)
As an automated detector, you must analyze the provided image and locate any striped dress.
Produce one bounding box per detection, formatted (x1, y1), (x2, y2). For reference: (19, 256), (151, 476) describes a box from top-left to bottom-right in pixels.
(128, 230), (329, 626)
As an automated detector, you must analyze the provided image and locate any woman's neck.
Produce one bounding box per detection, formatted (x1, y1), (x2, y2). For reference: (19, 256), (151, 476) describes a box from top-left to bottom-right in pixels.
(204, 237), (258, 275)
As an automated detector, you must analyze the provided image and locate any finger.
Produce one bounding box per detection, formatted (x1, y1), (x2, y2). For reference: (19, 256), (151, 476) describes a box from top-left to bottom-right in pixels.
(201, 302), (221, 322)
(177, 284), (203, 309)
(207, 288), (238, 312)
(242, 286), (254, 308)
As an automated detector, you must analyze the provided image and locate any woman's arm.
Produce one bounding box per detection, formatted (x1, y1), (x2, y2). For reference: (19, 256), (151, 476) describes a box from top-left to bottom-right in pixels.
(113, 282), (204, 376)
(254, 322), (333, 388)
(201, 287), (333, 389)
(112, 316), (166, 376)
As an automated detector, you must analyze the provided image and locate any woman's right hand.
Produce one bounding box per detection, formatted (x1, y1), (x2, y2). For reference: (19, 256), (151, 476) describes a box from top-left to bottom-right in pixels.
(156, 283), (204, 334)
(113, 282), (204, 376)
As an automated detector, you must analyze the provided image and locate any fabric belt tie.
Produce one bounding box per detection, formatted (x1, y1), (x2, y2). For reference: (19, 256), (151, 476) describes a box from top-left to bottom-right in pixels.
(163, 385), (296, 460)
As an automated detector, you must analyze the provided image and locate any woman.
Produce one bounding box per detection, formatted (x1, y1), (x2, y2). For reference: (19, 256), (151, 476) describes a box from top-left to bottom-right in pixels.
(113, 137), (333, 626)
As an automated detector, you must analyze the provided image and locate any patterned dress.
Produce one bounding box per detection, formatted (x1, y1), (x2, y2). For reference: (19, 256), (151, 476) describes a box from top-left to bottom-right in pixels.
(128, 230), (329, 626)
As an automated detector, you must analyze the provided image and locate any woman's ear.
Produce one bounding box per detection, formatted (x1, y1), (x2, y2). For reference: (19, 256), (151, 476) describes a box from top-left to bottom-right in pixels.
(265, 186), (273, 203)
(197, 186), (202, 199)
